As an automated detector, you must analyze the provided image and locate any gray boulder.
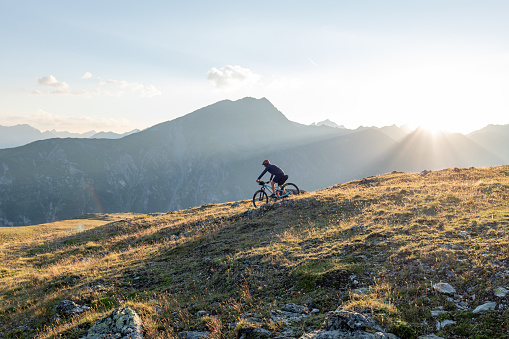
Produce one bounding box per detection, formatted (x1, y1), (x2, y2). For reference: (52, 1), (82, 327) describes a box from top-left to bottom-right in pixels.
(281, 303), (310, 314)
(432, 282), (456, 295)
(324, 310), (383, 332)
(494, 287), (508, 297)
(55, 300), (88, 316)
(302, 310), (399, 339)
(81, 306), (143, 339)
(178, 331), (211, 339)
(473, 302), (497, 314)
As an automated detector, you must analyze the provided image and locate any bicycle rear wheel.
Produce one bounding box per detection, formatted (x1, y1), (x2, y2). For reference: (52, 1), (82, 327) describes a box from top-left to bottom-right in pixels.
(281, 183), (300, 196)
(253, 190), (268, 207)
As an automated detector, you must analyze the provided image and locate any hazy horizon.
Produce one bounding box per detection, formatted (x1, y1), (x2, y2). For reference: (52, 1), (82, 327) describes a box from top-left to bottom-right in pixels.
(2, 1), (509, 134)
(1, 96), (508, 136)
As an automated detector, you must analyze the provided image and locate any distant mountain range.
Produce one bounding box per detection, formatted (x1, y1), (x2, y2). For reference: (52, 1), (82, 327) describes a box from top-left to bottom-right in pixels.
(0, 97), (508, 226)
(0, 125), (140, 149)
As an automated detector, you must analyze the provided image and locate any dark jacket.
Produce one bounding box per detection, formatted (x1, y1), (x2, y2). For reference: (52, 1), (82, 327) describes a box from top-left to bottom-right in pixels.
(258, 164), (285, 181)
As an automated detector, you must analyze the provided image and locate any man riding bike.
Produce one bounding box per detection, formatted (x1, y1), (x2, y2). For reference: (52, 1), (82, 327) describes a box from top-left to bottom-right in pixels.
(256, 160), (288, 197)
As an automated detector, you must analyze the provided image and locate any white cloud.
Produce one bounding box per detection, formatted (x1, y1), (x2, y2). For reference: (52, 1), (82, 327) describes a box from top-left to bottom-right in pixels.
(206, 65), (261, 89)
(98, 79), (161, 97)
(36, 75), (69, 89)
(81, 72), (93, 80)
(33, 74), (90, 95)
(32, 74), (160, 97)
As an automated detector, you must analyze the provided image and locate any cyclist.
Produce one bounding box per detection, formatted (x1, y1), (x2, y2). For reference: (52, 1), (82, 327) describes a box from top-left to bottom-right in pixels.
(256, 160), (288, 197)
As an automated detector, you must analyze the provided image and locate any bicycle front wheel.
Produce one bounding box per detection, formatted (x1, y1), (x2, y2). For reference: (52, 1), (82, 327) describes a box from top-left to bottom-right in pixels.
(253, 190), (269, 207)
(282, 183), (300, 196)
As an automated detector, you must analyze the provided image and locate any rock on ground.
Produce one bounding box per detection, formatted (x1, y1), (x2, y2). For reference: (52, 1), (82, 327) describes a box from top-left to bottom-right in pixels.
(178, 331), (211, 339)
(494, 287), (508, 297)
(81, 306), (143, 339)
(432, 282), (456, 295)
(472, 301), (497, 314)
(302, 310), (399, 339)
(55, 300), (88, 316)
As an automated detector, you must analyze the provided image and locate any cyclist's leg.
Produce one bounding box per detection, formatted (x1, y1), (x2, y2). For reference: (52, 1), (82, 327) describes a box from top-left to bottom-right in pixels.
(273, 176), (283, 196)
(277, 175), (288, 195)
(269, 180), (277, 196)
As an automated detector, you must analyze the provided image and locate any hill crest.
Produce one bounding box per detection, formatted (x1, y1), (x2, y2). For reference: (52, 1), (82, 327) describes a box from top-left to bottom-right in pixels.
(1, 166), (509, 338)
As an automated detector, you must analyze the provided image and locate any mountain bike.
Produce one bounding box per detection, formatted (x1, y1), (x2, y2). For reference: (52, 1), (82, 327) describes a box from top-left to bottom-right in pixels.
(252, 181), (300, 207)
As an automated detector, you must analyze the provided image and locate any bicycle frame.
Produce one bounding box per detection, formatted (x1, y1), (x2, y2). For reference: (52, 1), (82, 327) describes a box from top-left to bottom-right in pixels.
(258, 182), (289, 197)
(253, 181), (300, 207)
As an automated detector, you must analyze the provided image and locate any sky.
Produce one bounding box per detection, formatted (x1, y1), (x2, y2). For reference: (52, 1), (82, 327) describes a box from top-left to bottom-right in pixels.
(1, 0), (509, 134)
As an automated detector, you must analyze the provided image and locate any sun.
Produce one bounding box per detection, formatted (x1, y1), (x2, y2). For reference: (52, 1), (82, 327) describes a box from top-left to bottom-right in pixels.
(405, 121), (452, 135)
(416, 123), (450, 135)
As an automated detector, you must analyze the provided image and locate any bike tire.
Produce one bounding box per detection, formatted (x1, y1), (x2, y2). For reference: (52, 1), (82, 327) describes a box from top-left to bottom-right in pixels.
(253, 190), (269, 207)
(282, 183), (300, 196)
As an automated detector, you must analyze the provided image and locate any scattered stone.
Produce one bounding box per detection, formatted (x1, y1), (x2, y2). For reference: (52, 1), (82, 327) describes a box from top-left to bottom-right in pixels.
(458, 231), (469, 237)
(494, 287), (508, 297)
(55, 300), (87, 316)
(430, 310), (448, 317)
(445, 269), (456, 278)
(432, 282), (456, 295)
(236, 327), (272, 339)
(324, 311), (383, 332)
(281, 303), (309, 314)
(352, 288), (370, 295)
(178, 331), (210, 339)
(196, 310), (208, 317)
(278, 329), (297, 338)
(81, 306), (143, 339)
(360, 178), (380, 186)
(230, 202), (241, 208)
(472, 302), (497, 314)
(302, 310), (399, 339)
(271, 309), (308, 325)
(436, 320), (456, 331)
(419, 335), (445, 339)
(441, 243), (464, 251)
(455, 300), (469, 311)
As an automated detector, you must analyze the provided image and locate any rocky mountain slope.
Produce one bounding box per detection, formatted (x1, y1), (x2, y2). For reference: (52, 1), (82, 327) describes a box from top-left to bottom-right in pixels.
(0, 166), (508, 338)
(1, 97), (508, 226)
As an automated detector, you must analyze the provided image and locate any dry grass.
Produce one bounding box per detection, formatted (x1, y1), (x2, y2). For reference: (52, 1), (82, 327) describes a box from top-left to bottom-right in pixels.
(1, 166), (509, 338)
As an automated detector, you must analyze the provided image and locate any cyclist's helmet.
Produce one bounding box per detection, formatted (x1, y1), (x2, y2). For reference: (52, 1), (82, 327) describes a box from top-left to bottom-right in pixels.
(262, 160), (270, 166)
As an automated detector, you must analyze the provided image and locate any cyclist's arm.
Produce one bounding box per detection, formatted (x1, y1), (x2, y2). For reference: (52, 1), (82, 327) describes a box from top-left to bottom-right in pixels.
(257, 168), (268, 180)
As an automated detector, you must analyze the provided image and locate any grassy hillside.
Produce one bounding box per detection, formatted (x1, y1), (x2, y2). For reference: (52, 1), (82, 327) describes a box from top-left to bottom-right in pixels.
(1, 166), (508, 338)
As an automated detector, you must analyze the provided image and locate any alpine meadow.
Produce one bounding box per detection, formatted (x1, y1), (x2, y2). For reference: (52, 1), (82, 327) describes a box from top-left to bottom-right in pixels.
(1, 166), (508, 338)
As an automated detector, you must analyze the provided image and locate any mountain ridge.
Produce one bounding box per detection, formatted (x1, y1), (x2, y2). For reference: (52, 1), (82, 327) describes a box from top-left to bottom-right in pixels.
(1, 97), (508, 226)
(0, 124), (139, 149)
